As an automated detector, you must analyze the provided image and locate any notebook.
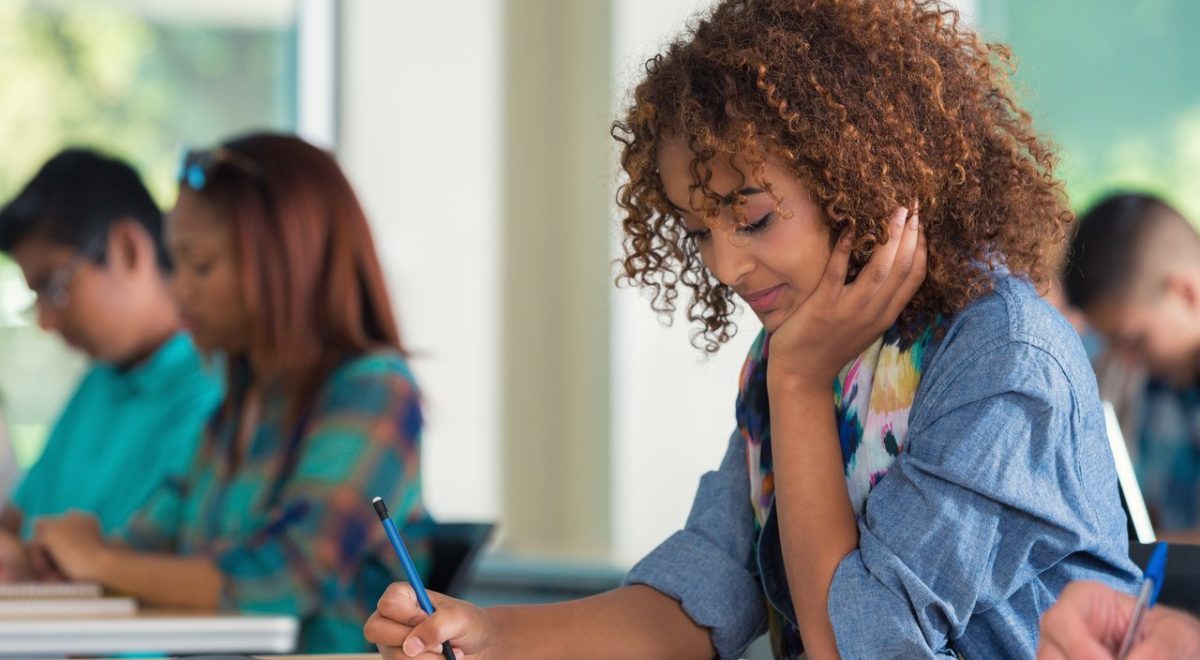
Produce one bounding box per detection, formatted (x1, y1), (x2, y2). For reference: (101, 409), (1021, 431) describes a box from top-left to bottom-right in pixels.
(0, 596), (136, 617)
(0, 582), (103, 599)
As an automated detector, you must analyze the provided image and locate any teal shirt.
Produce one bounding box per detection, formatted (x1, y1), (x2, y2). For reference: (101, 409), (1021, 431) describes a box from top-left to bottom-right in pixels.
(14, 332), (222, 537)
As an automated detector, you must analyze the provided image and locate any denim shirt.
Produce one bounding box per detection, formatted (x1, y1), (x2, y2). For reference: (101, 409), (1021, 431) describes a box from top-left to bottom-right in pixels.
(625, 276), (1142, 658)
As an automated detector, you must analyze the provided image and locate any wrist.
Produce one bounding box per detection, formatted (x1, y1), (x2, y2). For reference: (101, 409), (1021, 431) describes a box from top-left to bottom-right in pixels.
(476, 606), (503, 660)
(88, 542), (119, 583)
(767, 367), (831, 399)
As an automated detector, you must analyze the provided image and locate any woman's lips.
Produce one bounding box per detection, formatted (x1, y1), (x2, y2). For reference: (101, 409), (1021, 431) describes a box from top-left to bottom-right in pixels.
(742, 284), (785, 313)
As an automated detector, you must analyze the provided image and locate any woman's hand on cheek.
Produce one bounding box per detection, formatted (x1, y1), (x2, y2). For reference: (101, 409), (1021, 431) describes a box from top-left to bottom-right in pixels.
(767, 205), (927, 388)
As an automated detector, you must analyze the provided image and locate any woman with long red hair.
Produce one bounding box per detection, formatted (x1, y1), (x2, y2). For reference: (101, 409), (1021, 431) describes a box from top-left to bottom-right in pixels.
(33, 133), (429, 653)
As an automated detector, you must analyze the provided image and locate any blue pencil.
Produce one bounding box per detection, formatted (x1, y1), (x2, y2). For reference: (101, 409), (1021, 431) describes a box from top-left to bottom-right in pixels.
(373, 496), (455, 660)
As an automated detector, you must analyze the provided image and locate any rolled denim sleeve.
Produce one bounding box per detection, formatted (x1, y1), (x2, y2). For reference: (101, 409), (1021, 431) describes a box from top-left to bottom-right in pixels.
(827, 338), (1136, 658)
(624, 431), (767, 659)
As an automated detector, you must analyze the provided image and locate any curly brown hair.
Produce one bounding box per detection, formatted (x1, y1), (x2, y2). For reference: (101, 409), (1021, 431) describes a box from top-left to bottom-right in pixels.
(613, 0), (1072, 352)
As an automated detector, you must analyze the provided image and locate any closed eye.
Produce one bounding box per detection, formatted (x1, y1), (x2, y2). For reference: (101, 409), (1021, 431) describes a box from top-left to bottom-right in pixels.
(735, 212), (773, 235)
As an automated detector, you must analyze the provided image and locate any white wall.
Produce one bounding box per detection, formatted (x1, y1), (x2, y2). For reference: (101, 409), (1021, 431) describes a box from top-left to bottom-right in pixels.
(337, 0), (747, 562)
(337, 0), (502, 523)
(609, 0), (760, 566)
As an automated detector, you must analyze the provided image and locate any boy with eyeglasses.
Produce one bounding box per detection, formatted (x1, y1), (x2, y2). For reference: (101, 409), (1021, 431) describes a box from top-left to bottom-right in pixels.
(0, 148), (220, 580)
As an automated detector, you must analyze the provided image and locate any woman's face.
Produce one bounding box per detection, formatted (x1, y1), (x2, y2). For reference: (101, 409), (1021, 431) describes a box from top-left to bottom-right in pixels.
(656, 138), (833, 333)
(166, 189), (252, 353)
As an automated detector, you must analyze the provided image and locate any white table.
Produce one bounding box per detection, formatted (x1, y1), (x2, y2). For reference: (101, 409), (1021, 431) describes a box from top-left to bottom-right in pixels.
(0, 611), (298, 656)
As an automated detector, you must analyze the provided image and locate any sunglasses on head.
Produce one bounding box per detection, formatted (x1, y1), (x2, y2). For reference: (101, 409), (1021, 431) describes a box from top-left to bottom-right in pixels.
(177, 147), (262, 191)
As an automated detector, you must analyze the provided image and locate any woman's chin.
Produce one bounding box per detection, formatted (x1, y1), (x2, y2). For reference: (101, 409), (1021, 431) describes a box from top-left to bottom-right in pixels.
(756, 308), (786, 334)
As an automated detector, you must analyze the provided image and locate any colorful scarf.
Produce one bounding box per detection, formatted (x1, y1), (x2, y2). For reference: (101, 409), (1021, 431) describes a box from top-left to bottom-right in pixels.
(735, 323), (934, 657)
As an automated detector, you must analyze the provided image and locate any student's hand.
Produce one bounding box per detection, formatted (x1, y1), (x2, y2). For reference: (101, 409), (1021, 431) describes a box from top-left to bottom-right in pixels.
(27, 541), (67, 582)
(0, 530), (32, 581)
(1038, 581), (1200, 660)
(365, 582), (492, 659)
(32, 512), (107, 582)
(766, 205), (926, 388)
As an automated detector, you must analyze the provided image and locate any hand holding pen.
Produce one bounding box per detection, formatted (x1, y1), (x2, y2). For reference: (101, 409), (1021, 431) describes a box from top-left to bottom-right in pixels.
(372, 497), (457, 660)
(1116, 542), (1168, 659)
(1038, 543), (1200, 660)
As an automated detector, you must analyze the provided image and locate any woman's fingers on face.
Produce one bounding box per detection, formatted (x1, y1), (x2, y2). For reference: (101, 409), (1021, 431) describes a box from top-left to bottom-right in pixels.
(815, 230), (854, 304)
(892, 208), (922, 279)
(855, 210), (923, 323)
(875, 207), (922, 298)
(844, 206), (909, 310)
(885, 221), (927, 318)
(867, 206), (910, 282)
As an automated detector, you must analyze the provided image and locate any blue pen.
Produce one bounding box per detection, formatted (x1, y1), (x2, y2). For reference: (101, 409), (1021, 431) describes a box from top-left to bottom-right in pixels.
(1117, 542), (1169, 660)
(373, 496), (455, 660)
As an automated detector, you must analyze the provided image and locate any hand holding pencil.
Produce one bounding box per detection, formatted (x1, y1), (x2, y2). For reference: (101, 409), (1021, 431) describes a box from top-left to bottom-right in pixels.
(366, 580), (495, 660)
(371, 497), (464, 660)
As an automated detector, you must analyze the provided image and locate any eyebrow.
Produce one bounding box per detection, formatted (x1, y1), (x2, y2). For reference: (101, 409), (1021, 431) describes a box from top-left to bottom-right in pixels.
(666, 187), (767, 214)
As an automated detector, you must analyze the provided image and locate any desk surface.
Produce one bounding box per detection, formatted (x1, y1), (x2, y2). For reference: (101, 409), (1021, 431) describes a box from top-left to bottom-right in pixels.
(0, 610), (298, 657)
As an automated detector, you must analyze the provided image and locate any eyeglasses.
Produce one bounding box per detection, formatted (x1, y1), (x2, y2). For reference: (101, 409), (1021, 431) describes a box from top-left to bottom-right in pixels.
(24, 237), (106, 316)
(177, 147), (261, 191)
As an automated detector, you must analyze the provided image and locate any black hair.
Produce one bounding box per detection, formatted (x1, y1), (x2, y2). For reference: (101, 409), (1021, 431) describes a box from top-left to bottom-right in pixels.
(1062, 193), (1191, 311)
(0, 148), (169, 269)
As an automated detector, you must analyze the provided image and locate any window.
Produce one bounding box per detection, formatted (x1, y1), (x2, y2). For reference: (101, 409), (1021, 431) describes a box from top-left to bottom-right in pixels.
(0, 0), (304, 470)
(974, 0), (1200, 220)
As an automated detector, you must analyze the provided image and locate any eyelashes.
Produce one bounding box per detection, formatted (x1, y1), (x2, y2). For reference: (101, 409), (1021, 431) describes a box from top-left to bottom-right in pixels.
(684, 212), (774, 243)
(736, 212), (773, 236)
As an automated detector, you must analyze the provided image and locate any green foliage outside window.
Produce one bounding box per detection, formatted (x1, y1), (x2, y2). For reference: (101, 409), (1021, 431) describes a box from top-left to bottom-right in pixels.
(0, 0), (296, 469)
(977, 0), (1200, 221)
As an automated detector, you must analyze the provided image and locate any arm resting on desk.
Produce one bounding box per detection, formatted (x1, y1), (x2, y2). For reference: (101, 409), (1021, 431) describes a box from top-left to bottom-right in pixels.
(93, 545), (223, 609)
(34, 512), (222, 609)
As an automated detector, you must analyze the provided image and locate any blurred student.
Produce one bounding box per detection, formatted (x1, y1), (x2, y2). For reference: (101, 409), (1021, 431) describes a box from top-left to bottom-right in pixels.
(33, 133), (430, 653)
(0, 149), (220, 579)
(1063, 193), (1200, 536)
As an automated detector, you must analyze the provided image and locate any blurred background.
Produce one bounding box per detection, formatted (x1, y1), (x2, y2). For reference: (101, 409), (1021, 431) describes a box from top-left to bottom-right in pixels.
(0, 0), (1197, 589)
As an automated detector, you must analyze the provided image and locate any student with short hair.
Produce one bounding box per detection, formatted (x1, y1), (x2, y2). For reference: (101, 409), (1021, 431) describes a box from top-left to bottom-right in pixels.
(1063, 192), (1200, 534)
(0, 149), (220, 579)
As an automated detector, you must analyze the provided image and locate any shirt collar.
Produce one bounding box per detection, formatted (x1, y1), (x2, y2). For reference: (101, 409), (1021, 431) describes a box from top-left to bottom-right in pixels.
(106, 332), (202, 395)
